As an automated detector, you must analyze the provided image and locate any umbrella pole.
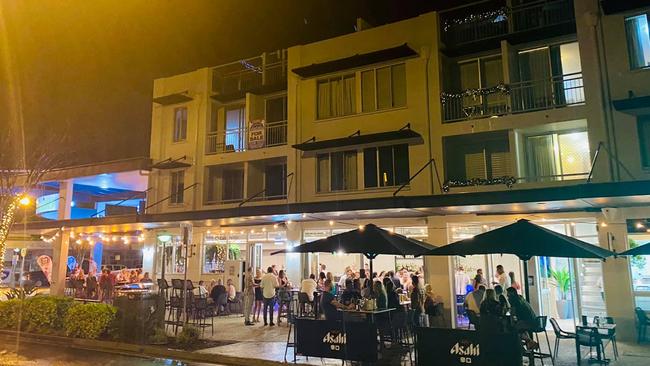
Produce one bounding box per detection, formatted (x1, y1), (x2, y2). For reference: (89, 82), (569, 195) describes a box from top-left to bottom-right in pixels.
(523, 259), (530, 301)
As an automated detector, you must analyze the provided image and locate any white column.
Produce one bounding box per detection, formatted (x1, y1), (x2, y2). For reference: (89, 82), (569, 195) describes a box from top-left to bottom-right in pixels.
(284, 222), (303, 285)
(424, 216), (453, 327)
(142, 231), (156, 278)
(51, 180), (73, 296)
(600, 208), (636, 341)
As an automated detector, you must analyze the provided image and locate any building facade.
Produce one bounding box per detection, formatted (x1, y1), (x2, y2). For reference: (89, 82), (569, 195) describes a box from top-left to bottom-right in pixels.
(8, 0), (650, 340)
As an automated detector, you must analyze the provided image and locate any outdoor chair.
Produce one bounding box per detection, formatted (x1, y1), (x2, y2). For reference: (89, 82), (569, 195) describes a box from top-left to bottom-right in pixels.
(228, 291), (243, 314)
(466, 310), (480, 330)
(166, 296), (184, 335)
(171, 279), (184, 298)
(529, 316), (554, 365)
(391, 311), (414, 366)
(297, 292), (314, 317)
(550, 317), (575, 358)
(157, 278), (170, 307)
(635, 307), (650, 343)
(575, 326), (608, 364)
(277, 289), (292, 325)
(601, 317), (618, 360)
(215, 293), (230, 316)
(192, 297), (214, 336)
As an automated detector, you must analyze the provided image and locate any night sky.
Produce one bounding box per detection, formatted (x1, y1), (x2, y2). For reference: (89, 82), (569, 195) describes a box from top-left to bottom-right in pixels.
(0, 0), (438, 165)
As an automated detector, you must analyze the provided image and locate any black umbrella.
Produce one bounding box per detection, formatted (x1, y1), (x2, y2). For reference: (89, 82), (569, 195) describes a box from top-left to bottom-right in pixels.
(271, 223), (437, 279)
(426, 219), (615, 299)
(620, 242), (650, 256)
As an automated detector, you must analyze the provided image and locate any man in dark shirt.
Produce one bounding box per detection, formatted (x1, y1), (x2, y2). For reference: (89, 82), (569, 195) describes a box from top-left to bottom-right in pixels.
(210, 279), (227, 304)
(320, 279), (352, 321)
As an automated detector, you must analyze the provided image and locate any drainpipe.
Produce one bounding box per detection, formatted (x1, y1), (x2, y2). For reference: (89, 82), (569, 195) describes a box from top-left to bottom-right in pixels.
(424, 47), (435, 195)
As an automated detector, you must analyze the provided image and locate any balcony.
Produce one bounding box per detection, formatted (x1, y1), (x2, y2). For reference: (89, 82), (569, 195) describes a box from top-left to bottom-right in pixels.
(206, 120), (287, 155)
(441, 0), (576, 55)
(211, 50), (287, 102)
(442, 72), (584, 122)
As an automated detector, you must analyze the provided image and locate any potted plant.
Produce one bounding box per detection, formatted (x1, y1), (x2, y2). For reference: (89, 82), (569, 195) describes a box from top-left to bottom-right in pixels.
(549, 268), (573, 319)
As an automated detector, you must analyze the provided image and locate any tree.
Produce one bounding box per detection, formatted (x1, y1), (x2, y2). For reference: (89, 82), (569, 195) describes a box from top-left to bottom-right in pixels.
(0, 129), (70, 274)
(629, 238), (647, 273)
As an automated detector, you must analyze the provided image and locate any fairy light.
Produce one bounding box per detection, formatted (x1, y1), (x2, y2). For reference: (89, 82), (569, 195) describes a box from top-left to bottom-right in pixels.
(329, 220), (334, 226)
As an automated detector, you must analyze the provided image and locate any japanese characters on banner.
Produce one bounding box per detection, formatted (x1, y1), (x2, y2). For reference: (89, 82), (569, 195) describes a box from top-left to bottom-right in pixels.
(248, 119), (266, 149)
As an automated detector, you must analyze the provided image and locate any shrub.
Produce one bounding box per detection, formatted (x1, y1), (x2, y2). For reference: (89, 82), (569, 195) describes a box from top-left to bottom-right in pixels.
(23, 297), (57, 333)
(149, 326), (169, 344)
(64, 303), (117, 339)
(0, 299), (23, 329)
(176, 325), (200, 348)
(51, 297), (74, 330)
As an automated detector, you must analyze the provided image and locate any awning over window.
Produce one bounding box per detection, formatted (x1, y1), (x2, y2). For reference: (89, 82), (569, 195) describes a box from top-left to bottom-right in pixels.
(292, 128), (422, 152)
(292, 44), (418, 78)
(150, 156), (192, 170)
(612, 95), (650, 116)
(152, 92), (193, 106)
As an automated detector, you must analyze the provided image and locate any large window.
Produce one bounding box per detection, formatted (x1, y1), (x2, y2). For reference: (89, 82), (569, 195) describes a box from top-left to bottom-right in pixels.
(363, 144), (410, 188)
(317, 74), (356, 119)
(265, 162), (287, 198)
(265, 95), (287, 122)
(361, 64), (406, 112)
(316, 151), (357, 192)
(444, 131), (512, 181)
(173, 107), (187, 142)
(205, 165), (244, 203)
(170, 171), (185, 204)
(526, 130), (590, 182)
(225, 106), (245, 152)
(638, 116), (650, 168)
(157, 237), (185, 275)
(625, 14), (650, 70)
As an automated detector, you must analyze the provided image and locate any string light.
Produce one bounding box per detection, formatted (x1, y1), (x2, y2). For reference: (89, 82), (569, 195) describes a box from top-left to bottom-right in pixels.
(329, 220), (334, 226)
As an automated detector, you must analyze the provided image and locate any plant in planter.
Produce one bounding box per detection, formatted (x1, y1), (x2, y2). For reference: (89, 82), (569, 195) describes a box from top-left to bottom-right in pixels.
(176, 325), (200, 349)
(149, 326), (169, 345)
(549, 268), (573, 319)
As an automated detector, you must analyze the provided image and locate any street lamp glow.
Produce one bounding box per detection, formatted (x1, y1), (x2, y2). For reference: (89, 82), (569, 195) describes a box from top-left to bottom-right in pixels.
(18, 196), (31, 206)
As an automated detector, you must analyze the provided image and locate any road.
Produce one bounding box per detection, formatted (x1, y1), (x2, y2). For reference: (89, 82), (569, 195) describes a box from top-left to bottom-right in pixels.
(0, 341), (219, 366)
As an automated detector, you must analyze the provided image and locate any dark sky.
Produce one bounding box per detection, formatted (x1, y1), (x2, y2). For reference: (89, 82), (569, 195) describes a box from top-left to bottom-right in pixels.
(0, 0), (437, 165)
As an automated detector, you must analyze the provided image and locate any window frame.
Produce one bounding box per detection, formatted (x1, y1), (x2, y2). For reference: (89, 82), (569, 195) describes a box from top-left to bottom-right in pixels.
(361, 63), (407, 113)
(624, 13), (650, 71)
(172, 106), (188, 143)
(637, 116), (650, 169)
(169, 170), (185, 205)
(316, 74), (356, 119)
(315, 150), (358, 193)
(362, 144), (410, 188)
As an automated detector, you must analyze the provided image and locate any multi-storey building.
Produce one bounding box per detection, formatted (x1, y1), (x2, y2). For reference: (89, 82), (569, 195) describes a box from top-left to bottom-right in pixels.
(8, 0), (650, 339)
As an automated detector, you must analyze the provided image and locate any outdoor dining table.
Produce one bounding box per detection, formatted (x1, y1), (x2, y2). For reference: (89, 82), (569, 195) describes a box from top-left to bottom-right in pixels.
(578, 323), (617, 364)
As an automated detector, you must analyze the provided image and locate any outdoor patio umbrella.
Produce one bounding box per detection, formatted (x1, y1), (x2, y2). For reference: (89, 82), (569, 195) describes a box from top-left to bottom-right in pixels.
(425, 219), (616, 300)
(620, 242), (650, 256)
(271, 223), (437, 278)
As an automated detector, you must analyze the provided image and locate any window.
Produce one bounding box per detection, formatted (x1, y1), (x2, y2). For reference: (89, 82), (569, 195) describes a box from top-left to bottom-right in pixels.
(444, 131), (511, 181)
(157, 237), (185, 275)
(361, 64), (406, 112)
(202, 232), (247, 274)
(225, 106), (245, 151)
(363, 144), (410, 188)
(170, 171), (185, 204)
(317, 74), (356, 119)
(637, 116), (650, 168)
(265, 163), (287, 198)
(526, 130), (590, 182)
(316, 151), (357, 192)
(222, 167), (244, 202)
(173, 107), (187, 142)
(625, 14), (650, 70)
(265, 95), (287, 122)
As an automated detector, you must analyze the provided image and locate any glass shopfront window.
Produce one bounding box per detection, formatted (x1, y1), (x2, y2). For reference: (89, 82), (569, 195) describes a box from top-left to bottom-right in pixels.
(157, 236), (186, 275)
(202, 229), (286, 273)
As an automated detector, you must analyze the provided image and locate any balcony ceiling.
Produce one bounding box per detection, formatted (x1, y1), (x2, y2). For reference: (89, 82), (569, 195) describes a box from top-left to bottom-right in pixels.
(16, 179), (650, 234)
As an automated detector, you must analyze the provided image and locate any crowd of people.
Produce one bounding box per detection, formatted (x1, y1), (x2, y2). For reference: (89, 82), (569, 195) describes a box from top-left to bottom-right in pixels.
(68, 266), (153, 303)
(461, 264), (539, 350)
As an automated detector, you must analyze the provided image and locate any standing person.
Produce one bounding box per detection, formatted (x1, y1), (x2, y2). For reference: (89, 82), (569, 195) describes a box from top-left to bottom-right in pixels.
(509, 272), (521, 292)
(86, 272), (98, 299)
(99, 268), (113, 304)
(338, 267), (352, 289)
(317, 272), (327, 290)
(243, 267), (255, 326)
(260, 266), (279, 326)
(494, 265), (511, 289)
(455, 265), (470, 295)
(278, 270), (291, 288)
(253, 269), (264, 323)
(373, 281), (388, 309)
(473, 269), (487, 289)
(411, 276), (428, 327)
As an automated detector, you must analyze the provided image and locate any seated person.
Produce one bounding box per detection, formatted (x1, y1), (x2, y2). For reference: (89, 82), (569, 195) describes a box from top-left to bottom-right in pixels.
(194, 280), (208, 297)
(210, 279), (227, 303)
(464, 285), (485, 315)
(320, 279), (353, 320)
(300, 274), (318, 302)
(226, 278), (237, 302)
(506, 287), (539, 350)
(480, 289), (505, 317)
(494, 285), (509, 310)
(140, 272), (153, 283)
(340, 278), (361, 305)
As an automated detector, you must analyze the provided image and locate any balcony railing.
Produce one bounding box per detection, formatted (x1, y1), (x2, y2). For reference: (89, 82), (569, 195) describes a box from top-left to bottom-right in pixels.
(442, 72), (584, 122)
(206, 120), (287, 155)
(212, 51), (287, 99)
(441, 0), (575, 47)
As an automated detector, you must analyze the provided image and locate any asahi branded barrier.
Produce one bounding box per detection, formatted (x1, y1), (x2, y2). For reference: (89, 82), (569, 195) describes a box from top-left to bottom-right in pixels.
(416, 328), (521, 366)
(295, 318), (378, 362)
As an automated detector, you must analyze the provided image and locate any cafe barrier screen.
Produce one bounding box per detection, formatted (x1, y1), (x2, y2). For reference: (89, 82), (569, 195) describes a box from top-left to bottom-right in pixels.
(295, 318), (378, 362)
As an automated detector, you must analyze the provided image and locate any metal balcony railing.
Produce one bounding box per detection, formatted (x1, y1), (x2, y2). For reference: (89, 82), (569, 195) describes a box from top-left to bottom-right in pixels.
(441, 0), (575, 47)
(205, 120), (288, 154)
(442, 73), (584, 122)
(212, 51), (287, 98)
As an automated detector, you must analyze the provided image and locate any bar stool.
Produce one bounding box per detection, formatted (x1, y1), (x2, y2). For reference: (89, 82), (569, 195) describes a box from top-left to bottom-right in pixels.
(530, 316), (554, 365)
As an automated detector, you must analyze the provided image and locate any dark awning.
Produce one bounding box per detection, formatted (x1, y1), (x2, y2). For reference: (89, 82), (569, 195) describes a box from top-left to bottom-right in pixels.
(601, 0), (648, 15)
(150, 157), (192, 170)
(292, 44), (418, 78)
(292, 128), (423, 152)
(612, 95), (650, 116)
(153, 92), (193, 106)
